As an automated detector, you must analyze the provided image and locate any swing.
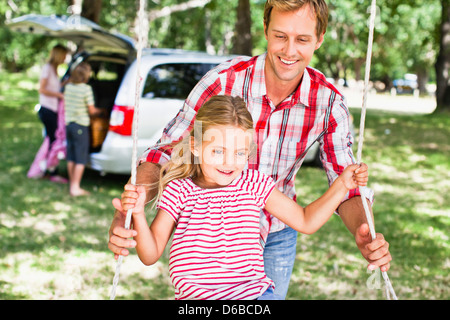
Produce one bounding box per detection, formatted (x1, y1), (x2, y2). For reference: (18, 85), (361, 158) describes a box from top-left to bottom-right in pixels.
(109, 0), (398, 300)
(355, 0), (397, 300)
(109, 0), (146, 301)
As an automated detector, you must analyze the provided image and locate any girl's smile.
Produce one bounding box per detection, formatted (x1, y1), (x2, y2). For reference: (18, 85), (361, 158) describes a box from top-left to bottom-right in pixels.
(217, 169), (234, 175)
(192, 125), (253, 189)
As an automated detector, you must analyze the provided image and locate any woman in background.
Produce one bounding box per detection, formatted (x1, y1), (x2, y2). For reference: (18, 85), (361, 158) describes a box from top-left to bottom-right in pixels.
(28, 44), (69, 182)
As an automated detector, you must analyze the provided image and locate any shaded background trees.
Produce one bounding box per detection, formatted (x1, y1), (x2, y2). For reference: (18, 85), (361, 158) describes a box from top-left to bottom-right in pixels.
(0, 0), (448, 111)
(435, 0), (450, 109)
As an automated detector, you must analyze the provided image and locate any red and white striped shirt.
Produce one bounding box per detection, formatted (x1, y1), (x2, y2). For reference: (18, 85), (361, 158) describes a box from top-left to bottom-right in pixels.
(158, 170), (276, 300)
(140, 53), (373, 244)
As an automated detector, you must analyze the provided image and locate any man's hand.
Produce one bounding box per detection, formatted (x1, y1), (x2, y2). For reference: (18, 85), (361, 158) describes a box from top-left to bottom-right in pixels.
(108, 198), (138, 260)
(107, 162), (161, 260)
(355, 223), (392, 272)
(338, 197), (392, 272)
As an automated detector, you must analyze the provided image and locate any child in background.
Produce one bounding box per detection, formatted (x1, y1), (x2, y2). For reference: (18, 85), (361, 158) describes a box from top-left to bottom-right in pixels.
(64, 62), (100, 196)
(119, 95), (369, 300)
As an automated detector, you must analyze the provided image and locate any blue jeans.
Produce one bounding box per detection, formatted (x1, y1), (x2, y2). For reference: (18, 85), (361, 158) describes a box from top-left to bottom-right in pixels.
(66, 122), (90, 165)
(263, 226), (298, 299)
(256, 285), (283, 300)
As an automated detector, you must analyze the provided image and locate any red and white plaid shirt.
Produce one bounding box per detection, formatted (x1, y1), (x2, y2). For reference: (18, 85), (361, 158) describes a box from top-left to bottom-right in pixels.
(139, 53), (373, 244)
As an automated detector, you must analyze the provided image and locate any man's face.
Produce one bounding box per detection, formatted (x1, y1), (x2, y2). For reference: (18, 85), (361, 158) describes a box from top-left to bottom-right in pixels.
(264, 5), (324, 86)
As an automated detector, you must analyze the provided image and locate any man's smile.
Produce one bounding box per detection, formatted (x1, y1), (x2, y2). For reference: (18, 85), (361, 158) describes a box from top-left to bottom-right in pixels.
(279, 57), (298, 65)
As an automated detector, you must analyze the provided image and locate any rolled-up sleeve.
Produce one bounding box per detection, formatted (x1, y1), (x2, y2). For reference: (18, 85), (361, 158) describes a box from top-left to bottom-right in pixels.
(320, 96), (374, 206)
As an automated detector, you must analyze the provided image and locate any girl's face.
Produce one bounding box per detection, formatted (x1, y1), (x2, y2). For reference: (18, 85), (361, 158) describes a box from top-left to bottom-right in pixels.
(193, 125), (253, 189)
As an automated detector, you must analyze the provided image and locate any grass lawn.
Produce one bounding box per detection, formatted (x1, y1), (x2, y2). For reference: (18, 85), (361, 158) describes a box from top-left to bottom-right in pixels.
(0, 70), (448, 300)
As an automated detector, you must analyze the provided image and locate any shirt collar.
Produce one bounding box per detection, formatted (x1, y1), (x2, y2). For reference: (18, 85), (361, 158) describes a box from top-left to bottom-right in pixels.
(295, 67), (312, 108)
(251, 53), (312, 108)
(250, 53), (267, 98)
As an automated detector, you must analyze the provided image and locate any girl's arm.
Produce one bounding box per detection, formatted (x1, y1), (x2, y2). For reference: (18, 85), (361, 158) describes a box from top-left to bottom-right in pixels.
(265, 163), (368, 235)
(130, 186), (175, 266)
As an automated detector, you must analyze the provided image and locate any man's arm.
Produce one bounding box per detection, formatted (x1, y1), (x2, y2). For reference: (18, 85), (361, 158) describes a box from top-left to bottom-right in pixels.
(337, 195), (372, 236)
(338, 196), (392, 272)
(321, 96), (391, 272)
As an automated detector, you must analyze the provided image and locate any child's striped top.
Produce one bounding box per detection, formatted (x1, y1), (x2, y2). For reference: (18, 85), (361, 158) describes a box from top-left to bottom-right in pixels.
(158, 169), (276, 300)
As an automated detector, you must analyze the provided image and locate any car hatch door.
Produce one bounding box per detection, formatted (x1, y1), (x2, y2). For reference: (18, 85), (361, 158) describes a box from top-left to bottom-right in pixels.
(7, 14), (136, 61)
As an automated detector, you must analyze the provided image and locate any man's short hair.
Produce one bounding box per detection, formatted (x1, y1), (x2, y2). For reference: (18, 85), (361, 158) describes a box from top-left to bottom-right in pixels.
(263, 0), (329, 38)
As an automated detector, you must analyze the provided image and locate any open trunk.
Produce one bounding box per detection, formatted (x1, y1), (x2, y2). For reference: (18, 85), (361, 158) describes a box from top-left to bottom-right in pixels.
(7, 14), (136, 151)
(82, 53), (128, 151)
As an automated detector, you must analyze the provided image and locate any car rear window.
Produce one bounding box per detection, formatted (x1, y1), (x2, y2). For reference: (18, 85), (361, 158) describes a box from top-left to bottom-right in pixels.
(142, 63), (217, 99)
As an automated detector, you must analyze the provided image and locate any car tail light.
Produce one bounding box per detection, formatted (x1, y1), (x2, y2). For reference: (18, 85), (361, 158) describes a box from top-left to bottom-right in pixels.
(109, 105), (134, 136)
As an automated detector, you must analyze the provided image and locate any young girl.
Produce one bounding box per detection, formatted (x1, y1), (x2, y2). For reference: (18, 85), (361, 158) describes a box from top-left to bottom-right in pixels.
(120, 95), (369, 300)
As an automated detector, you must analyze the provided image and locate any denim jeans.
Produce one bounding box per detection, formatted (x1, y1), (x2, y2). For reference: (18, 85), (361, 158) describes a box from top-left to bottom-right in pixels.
(256, 285), (283, 300)
(263, 226), (298, 299)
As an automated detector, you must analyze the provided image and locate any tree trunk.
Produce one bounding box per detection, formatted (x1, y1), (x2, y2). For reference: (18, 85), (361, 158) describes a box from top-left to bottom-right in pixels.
(435, 0), (450, 112)
(232, 0), (253, 56)
(68, 0), (102, 24)
(416, 67), (429, 95)
(354, 58), (365, 82)
(81, 0), (102, 24)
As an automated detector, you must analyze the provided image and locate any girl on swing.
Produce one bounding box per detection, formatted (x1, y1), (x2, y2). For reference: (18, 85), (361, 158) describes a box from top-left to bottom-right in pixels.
(120, 95), (369, 300)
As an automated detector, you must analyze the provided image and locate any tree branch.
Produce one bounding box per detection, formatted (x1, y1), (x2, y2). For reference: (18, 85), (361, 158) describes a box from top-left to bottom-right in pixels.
(148, 0), (212, 22)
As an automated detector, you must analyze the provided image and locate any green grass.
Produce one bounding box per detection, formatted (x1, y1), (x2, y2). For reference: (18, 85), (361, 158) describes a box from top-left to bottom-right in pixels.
(0, 70), (448, 300)
(290, 109), (450, 300)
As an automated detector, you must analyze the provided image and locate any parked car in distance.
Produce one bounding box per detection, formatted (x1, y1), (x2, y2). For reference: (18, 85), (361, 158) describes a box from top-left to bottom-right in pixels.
(8, 14), (342, 175)
(393, 73), (418, 94)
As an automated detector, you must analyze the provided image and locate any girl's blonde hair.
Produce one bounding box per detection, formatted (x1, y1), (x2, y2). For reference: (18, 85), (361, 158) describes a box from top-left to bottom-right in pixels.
(154, 95), (254, 204)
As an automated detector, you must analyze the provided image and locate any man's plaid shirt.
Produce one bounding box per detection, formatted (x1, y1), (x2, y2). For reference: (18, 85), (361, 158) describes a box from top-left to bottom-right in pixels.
(139, 53), (374, 244)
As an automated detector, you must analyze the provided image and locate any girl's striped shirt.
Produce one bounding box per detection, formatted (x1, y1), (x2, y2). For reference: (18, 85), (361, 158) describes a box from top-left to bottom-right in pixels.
(158, 169), (276, 300)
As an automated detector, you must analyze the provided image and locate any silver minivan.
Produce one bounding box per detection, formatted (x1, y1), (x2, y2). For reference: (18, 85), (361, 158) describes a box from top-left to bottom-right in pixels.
(9, 14), (323, 175)
(92, 50), (237, 174)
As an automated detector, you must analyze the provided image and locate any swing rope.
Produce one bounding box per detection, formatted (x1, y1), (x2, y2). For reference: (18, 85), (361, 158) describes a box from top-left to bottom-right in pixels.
(109, 0), (146, 300)
(356, 0), (398, 300)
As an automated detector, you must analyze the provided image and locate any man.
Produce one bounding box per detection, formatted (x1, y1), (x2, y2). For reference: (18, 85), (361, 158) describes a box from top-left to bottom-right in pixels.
(108, 0), (392, 299)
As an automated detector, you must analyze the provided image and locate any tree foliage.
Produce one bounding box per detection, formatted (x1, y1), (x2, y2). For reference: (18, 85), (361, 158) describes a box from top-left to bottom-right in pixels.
(0, 0), (448, 109)
(435, 0), (450, 111)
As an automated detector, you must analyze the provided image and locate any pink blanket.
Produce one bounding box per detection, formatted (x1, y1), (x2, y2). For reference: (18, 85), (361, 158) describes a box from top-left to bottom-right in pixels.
(27, 100), (66, 178)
